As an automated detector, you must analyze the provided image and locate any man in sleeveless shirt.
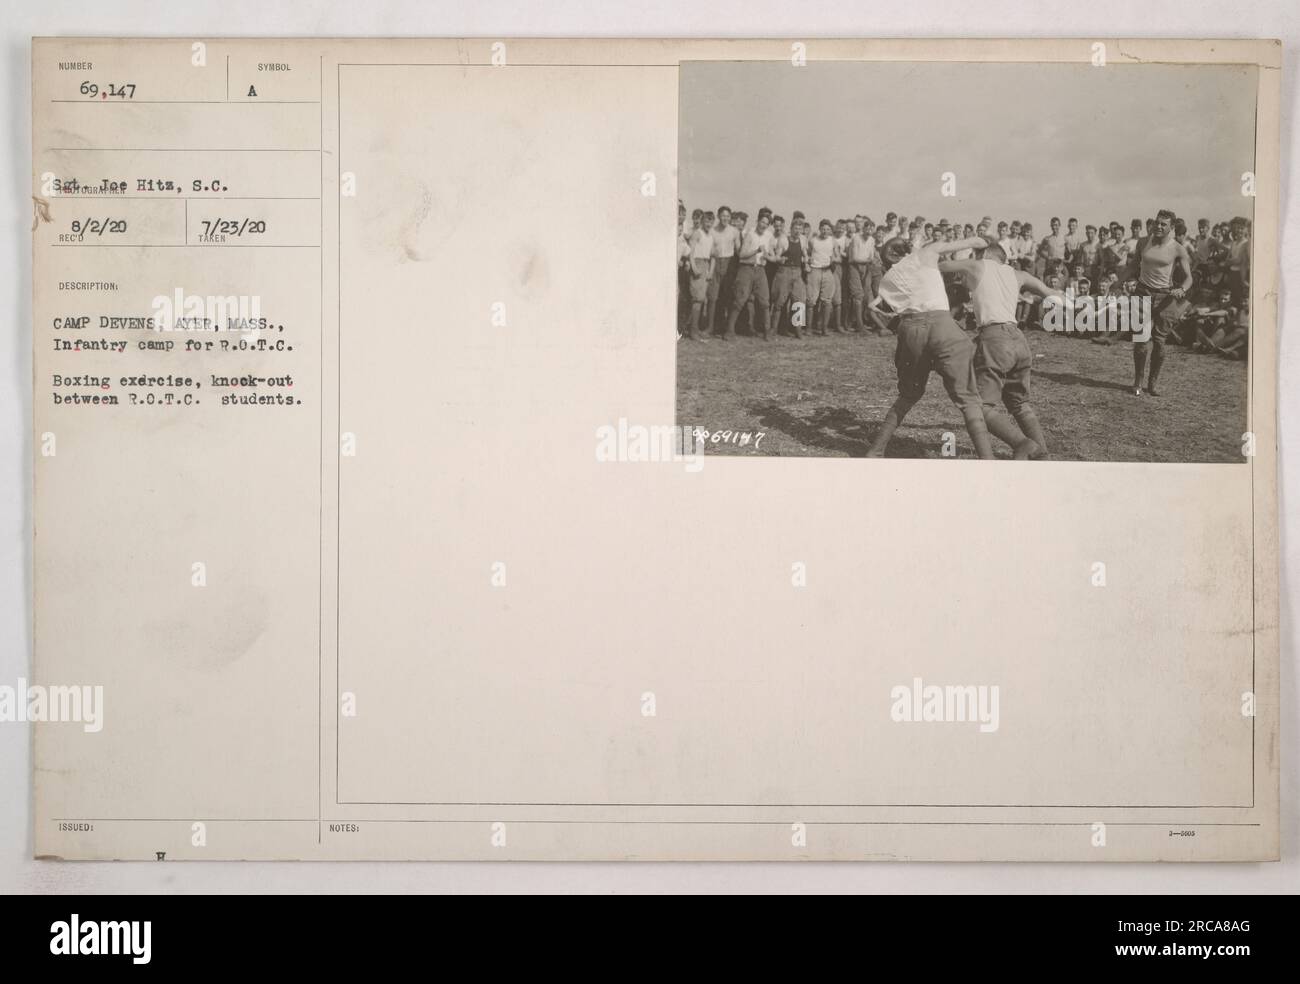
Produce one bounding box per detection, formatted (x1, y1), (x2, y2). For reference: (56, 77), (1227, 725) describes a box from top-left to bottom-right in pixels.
(865, 234), (997, 460)
(940, 242), (1063, 459)
(1125, 208), (1194, 396)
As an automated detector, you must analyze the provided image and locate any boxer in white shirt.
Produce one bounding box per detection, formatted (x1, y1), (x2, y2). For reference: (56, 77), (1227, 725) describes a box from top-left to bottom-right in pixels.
(941, 242), (1062, 458)
(866, 234), (996, 459)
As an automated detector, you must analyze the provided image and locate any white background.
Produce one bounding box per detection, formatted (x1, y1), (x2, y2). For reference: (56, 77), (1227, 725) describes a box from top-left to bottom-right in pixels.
(2, 0), (1295, 894)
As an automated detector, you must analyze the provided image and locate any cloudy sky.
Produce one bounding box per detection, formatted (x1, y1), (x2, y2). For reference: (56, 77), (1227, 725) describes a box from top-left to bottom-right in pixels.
(679, 61), (1258, 231)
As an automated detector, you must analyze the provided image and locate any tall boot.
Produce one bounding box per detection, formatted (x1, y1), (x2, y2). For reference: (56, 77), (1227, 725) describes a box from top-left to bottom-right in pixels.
(984, 410), (1038, 460)
(1012, 408), (1049, 459)
(963, 409), (996, 460)
(867, 406), (903, 458)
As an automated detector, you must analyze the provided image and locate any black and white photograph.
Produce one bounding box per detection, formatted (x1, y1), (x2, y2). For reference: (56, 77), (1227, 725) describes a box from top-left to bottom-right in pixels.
(677, 60), (1257, 462)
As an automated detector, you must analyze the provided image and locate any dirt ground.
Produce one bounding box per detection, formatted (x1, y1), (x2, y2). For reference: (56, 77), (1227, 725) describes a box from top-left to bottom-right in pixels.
(676, 324), (1249, 462)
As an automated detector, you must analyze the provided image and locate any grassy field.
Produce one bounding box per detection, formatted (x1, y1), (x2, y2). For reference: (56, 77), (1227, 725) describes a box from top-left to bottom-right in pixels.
(676, 326), (1248, 462)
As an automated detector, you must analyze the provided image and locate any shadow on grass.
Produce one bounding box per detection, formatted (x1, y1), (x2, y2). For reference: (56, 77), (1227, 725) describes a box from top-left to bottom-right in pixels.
(749, 402), (931, 458)
(1034, 368), (1131, 393)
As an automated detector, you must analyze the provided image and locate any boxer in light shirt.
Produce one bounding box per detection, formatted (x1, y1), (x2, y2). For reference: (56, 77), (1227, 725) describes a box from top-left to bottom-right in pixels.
(865, 233), (997, 459)
(941, 241), (1062, 458)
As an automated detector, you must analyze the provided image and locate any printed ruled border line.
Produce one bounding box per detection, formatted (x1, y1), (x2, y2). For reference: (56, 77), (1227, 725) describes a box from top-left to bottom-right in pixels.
(319, 52), (326, 845)
(48, 148), (321, 151)
(51, 100), (320, 104)
(49, 818), (1263, 828)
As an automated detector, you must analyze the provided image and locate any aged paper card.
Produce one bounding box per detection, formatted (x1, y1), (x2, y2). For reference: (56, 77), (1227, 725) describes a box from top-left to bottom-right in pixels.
(30, 38), (1280, 860)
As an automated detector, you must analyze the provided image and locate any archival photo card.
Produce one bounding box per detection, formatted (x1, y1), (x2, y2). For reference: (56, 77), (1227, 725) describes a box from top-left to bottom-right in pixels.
(29, 38), (1279, 861)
